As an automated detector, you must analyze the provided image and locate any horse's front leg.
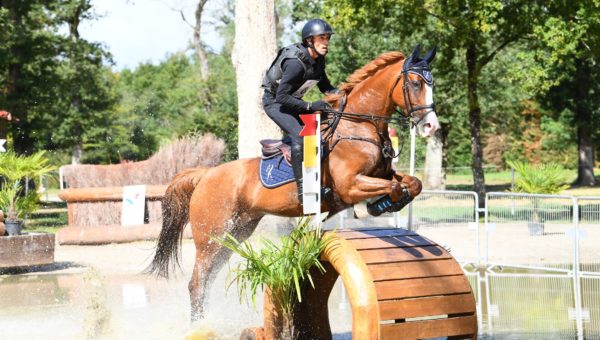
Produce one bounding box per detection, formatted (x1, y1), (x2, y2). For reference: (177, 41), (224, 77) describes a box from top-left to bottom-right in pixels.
(392, 171), (423, 199)
(343, 173), (422, 216)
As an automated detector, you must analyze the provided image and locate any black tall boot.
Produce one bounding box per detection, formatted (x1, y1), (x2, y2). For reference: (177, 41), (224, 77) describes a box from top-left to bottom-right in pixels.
(291, 142), (304, 204)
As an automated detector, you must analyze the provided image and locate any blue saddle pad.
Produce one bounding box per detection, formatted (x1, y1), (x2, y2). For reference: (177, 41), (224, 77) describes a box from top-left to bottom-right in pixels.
(259, 155), (294, 188)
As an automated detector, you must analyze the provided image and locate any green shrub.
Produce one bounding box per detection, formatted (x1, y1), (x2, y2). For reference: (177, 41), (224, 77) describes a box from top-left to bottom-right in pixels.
(507, 160), (569, 194)
(0, 151), (55, 221)
(214, 218), (333, 339)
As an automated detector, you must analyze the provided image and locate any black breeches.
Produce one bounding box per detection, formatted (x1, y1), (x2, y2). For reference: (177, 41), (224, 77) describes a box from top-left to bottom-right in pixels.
(262, 93), (304, 146)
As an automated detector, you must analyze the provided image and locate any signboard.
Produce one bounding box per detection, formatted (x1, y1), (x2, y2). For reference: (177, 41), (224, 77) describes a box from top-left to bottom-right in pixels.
(121, 185), (146, 226)
(299, 113), (321, 216)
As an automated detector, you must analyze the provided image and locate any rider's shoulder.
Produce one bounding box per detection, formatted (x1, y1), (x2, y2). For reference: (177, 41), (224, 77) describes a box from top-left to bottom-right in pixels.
(280, 43), (309, 59)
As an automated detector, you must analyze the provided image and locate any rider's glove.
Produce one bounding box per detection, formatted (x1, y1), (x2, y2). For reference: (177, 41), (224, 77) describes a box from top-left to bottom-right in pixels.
(309, 100), (332, 113)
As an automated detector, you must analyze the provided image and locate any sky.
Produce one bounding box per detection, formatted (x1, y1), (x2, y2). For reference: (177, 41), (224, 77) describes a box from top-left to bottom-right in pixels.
(79, 0), (224, 70)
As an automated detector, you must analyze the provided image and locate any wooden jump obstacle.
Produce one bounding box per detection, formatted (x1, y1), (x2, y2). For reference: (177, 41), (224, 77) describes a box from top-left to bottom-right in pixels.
(243, 227), (477, 340)
(58, 185), (167, 245)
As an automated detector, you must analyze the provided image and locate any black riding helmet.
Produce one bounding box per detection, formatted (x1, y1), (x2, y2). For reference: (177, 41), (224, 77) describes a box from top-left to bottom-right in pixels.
(301, 19), (334, 43)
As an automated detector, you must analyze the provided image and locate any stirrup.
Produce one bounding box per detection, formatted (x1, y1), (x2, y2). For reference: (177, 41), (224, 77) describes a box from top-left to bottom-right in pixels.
(367, 187), (412, 217)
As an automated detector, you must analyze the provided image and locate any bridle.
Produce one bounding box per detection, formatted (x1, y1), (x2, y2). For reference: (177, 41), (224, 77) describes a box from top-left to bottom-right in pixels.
(394, 65), (436, 126)
(321, 62), (436, 160)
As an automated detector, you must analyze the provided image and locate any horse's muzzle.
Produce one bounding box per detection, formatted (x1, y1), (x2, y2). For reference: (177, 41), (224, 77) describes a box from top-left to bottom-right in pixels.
(418, 110), (440, 137)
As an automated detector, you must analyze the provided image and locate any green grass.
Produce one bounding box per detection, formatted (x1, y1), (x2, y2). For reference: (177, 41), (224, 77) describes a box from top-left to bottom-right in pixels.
(444, 168), (600, 195)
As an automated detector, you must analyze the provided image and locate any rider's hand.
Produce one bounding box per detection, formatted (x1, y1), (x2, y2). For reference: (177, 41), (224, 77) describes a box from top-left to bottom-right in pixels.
(310, 100), (332, 113)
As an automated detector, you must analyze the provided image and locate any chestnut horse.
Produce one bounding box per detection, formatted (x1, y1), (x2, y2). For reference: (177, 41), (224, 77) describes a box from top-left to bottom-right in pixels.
(148, 46), (440, 321)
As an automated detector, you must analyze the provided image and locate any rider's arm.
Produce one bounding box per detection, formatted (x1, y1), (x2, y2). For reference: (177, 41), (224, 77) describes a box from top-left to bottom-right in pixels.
(275, 59), (313, 113)
(318, 73), (337, 94)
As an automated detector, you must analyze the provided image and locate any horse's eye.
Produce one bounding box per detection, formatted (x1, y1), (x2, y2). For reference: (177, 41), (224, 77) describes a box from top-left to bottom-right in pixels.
(411, 80), (421, 90)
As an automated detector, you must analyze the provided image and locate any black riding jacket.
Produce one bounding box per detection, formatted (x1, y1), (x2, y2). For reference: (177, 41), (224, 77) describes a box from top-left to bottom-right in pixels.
(262, 43), (335, 114)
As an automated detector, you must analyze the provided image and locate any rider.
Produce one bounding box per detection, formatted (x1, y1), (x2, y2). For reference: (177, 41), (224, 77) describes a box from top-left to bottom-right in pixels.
(262, 19), (337, 203)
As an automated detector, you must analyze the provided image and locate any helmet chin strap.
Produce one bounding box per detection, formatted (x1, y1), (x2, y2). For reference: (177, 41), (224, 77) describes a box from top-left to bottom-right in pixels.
(306, 38), (325, 57)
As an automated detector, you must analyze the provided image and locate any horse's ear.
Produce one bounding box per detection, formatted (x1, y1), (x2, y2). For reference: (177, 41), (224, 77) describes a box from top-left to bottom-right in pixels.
(411, 44), (422, 60)
(424, 47), (437, 64)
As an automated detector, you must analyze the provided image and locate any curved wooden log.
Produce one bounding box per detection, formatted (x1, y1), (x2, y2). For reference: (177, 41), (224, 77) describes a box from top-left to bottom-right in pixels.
(321, 233), (380, 339)
(248, 228), (478, 340)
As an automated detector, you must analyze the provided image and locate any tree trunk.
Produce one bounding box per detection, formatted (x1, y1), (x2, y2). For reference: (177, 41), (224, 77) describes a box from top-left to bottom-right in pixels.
(7, 7), (31, 155)
(232, 0), (281, 158)
(423, 129), (445, 189)
(193, 0), (209, 80)
(574, 57), (596, 186)
(68, 3), (84, 164)
(466, 44), (486, 203)
(72, 143), (83, 165)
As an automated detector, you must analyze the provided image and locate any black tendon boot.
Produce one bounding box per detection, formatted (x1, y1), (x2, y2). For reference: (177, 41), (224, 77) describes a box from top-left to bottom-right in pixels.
(367, 187), (413, 216)
(291, 142), (304, 204)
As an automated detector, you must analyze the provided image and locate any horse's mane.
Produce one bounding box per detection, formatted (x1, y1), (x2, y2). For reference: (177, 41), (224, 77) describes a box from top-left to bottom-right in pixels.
(325, 51), (405, 103)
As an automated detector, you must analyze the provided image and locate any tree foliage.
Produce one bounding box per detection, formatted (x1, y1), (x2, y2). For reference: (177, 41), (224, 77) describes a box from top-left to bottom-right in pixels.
(293, 0), (599, 189)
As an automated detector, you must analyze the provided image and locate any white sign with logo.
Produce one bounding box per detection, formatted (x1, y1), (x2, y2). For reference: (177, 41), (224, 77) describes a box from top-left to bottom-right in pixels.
(121, 185), (146, 226)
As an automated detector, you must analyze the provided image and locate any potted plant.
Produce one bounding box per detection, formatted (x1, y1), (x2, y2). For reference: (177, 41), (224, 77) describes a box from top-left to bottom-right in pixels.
(215, 218), (333, 339)
(507, 160), (568, 236)
(0, 151), (55, 236)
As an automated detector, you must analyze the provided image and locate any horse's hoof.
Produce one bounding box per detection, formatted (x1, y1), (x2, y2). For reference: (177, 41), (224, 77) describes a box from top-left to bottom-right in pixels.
(185, 324), (218, 340)
(353, 201), (370, 219)
(240, 327), (266, 340)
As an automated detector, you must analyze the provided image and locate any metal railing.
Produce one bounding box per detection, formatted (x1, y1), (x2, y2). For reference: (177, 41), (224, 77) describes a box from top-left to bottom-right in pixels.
(332, 190), (600, 339)
(406, 190), (479, 263)
(484, 192), (576, 271)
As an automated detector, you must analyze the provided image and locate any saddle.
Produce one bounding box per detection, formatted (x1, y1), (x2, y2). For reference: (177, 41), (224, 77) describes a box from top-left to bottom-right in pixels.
(260, 136), (292, 164)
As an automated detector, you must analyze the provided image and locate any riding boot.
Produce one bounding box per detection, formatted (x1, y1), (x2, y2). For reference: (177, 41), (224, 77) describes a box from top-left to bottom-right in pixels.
(291, 142), (304, 204)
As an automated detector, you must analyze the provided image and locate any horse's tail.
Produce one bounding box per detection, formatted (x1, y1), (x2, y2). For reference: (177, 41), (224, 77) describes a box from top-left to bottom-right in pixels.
(146, 167), (209, 278)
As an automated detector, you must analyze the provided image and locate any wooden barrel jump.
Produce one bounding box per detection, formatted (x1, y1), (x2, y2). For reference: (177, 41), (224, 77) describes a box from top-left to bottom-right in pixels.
(244, 227), (477, 340)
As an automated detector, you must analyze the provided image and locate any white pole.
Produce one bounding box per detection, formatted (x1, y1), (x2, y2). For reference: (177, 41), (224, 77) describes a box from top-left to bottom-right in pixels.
(407, 125), (416, 230)
(59, 167), (64, 190)
(302, 114), (322, 231)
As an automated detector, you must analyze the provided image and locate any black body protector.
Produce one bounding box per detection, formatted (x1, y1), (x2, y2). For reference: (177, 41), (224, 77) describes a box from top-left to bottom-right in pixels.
(262, 43), (324, 99)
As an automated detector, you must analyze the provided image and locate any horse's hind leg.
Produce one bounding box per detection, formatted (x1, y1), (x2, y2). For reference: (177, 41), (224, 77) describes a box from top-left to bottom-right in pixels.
(188, 203), (263, 322)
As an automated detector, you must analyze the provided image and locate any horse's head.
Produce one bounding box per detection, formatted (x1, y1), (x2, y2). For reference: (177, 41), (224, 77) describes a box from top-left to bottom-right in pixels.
(390, 45), (440, 137)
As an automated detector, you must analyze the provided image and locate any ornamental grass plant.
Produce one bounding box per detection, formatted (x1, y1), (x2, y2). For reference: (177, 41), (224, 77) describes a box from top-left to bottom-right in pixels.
(0, 151), (56, 222)
(507, 160), (569, 195)
(507, 160), (569, 235)
(215, 218), (334, 339)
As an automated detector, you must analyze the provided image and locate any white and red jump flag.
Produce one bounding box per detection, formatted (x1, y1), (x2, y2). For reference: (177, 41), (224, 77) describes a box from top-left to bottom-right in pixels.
(299, 113), (321, 216)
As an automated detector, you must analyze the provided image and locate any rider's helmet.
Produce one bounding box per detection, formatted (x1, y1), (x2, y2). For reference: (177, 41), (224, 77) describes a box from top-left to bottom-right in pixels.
(301, 19), (334, 43)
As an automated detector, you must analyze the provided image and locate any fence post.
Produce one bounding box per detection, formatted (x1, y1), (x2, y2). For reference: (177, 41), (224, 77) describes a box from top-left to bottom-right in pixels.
(407, 125), (416, 231)
(572, 197), (583, 340)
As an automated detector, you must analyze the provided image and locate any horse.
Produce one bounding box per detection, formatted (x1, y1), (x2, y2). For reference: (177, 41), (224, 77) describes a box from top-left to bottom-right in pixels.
(148, 45), (440, 322)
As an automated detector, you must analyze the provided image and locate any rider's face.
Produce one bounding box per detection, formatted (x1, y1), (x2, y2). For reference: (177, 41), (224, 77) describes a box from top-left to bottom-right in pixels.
(311, 34), (331, 56)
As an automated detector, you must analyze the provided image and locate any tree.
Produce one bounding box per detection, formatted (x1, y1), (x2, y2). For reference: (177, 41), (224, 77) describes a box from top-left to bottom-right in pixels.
(424, 130), (444, 189)
(51, 0), (117, 164)
(0, 0), (116, 161)
(536, 1), (600, 186)
(0, 1), (63, 154)
(176, 0), (210, 80)
(232, 0), (281, 158)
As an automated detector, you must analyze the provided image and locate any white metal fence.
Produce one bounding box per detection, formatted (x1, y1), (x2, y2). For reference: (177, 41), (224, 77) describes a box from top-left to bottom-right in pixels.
(332, 190), (600, 339)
